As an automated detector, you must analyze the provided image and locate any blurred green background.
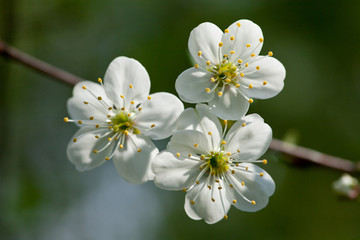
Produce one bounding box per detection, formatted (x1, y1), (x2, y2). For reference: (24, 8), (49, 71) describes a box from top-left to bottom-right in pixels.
(1, 0), (360, 239)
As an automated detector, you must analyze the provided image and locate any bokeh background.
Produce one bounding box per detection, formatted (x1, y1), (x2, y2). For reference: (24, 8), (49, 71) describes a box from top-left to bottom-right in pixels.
(1, 0), (360, 239)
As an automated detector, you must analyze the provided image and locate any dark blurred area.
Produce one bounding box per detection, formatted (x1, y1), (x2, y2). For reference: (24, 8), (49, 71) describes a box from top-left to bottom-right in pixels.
(1, 0), (360, 239)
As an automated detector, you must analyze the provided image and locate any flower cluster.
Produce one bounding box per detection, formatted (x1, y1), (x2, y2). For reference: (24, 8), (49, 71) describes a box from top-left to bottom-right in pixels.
(64, 19), (285, 223)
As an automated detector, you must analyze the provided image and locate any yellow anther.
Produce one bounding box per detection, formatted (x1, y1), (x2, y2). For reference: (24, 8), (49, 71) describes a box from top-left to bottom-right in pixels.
(200, 155), (205, 160)
(224, 29), (229, 33)
(84, 101), (88, 104)
(147, 96), (151, 100)
(130, 101), (134, 104)
(248, 98), (254, 103)
(242, 122), (246, 127)
(124, 130), (129, 135)
(198, 51), (202, 56)
(260, 173), (264, 177)
(121, 107), (125, 110)
(249, 84), (253, 89)
(223, 54), (228, 58)
(125, 122), (131, 127)
(211, 77), (215, 82)
(205, 88), (210, 92)
(77, 120), (83, 124)
(188, 154), (192, 157)
(229, 184), (234, 188)
(259, 38), (264, 43)
(98, 96), (102, 100)
(230, 36), (235, 41)
(251, 201), (256, 205)
(245, 63), (249, 67)
(107, 137), (112, 141)
(138, 107), (142, 111)
(225, 79), (231, 83)
(137, 149), (142, 152)
(93, 150), (98, 154)
(95, 135), (99, 139)
(235, 84), (240, 88)
(237, 59), (243, 64)
(151, 124), (155, 128)
(98, 78), (102, 83)
(263, 159), (268, 164)
(196, 180), (200, 184)
(237, 149), (240, 153)
(182, 188), (187, 192)
(73, 138), (77, 142)
(208, 131), (212, 135)
(119, 144), (124, 149)
(206, 61), (211, 66)
(221, 140), (226, 145)
(233, 200), (237, 204)
(108, 107), (113, 110)
(194, 144), (198, 147)
(211, 198), (215, 202)
(95, 124), (100, 128)
(195, 64), (199, 69)
(256, 66), (260, 70)
(215, 179), (220, 183)
(217, 92), (223, 96)
(226, 152), (231, 156)
(240, 73), (245, 77)
(105, 157), (110, 160)
(64, 117), (69, 122)
(223, 120), (228, 124)
(251, 53), (255, 57)
(129, 84), (133, 88)
(231, 170), (235, 174)
(190, 200), (195, 205)
(263, 81), (268, 85)
(219, 42), (223, 47)
(230, 51), (235, 54)
(224, 215), (228, 220)
(268, 51), (273, 56)
(246, 167), (249, 171)
(241, 181), (245, 186)
(176, 153), (180, 157)
(120, 95), (124, 98)
(82, 86), (86, 89)
(107, 114), (111, 118)
(237, 22), (241, 27)
(246, 44), (251, 48)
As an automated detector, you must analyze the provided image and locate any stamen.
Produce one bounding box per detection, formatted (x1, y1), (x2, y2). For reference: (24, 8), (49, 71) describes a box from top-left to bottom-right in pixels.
(246, 44), (251, 48)
(248, 98), (254, 103)
(98, 78), (103, 84)
(129, 84), (133, 88)
(224, 29), (229, 33)
(268, 51), (273, 56)
(230, 36), (235, 41)
(249, 84), (253, 89)
(263, 159), (268, 164)
(64, 117), (69, 122)
(198, 51), (202, 56)
(195, 64), (199, 69)
(219, 42), (223, 47)
(256, 66), (260, 70)
(259, 38), (264, 43)
(73, 138), (77, 142)
(263, 81), (268, 85)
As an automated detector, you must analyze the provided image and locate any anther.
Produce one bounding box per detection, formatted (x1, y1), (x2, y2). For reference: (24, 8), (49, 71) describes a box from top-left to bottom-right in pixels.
(137, 149), (142, 152)
(259, 38), (264, 43)
(176, 153), (180, 157)
(221, 140), (226, 145)
(240, 73), (244, 77)
(98, 78), (102, 83)
(107, 114), (111, 118)
(120, 95), (124, 98)
(225, 79), (231, 83)
(235, 84), (240, 88)
(246, 167), (249, 171)
(211, 78), (215, 82)
(196, 180), (200, 184)
(263, 159), (268, 164)
(208, 186), (212, 190)
(215, 179), (220, 183)
(224, 29), (229, 33)
(198, 51), (202, 56)
(248, 98), (254, 103)
(147, 96), (151, 100)
(224, 215), (228, 220)
(130, 101), (134, 104)
(217, 92), (223, 96)
(150, 124), (155, 128)
(230, 36), (235, 41)
(237, 22), (241, 27)
(124, 130), (129, 135)
(64, 117), (69, 122)
(125, 122), (131, 127)
(229, 184), (234, 188)
(95, 135), (99, 139)
(226, 152), (231, 156)
(89, 116), (94, 120)
(245, 63), (249, 67)
(107, 137), (112, 141)
(263, 81), (268, 85)
(188, 154), (192, 157)
(105, 157), (110, 160)
(251, 201), (256, 205)
(190, 200), (195, 205)
(194, 144), (198, 147)
(260, 173), (264, 177)
(121, 107), (125, 110)
(224, 120), (227, 124)
(268, 51), (273, 56)
(246, 44), (251, 48)
(205, 88), (210, 92)
(108, 107), (112, 110)
(218, 186), (222, 190)
(182, 188), (187, 192)
(119, 144), (124, 149)
(249, 84), (253, 89)
(242, 122), (246, 127)
(93, 150), (98, 154)
(206, 61), (211, 66)
(219, 42), (223, 47)
(256, 66), (260, 70)
(208, 132), (212, 135)
(236, 163), (239, 167)
(230, 51), (235, 54)
(238, 59), (243, 64)
(223, 54), (228, 58)
(98, 96), (102, 100)
(95, 124), (100, 128)
(251, 53), (255, 57)
(129, 84), (133, 88)
(237, 149), (240, 153)
(200, 155), (205, 160)
(73, 138), (77, 142)
(195, 64), (199, 69)
(231, 170), (235, 174)
(77, 120), (83, 124)
(138, 107), (142, 111)
(232, 200), (237, 204)
(82, 86), (86, 89)
(241, 181), (245, 186)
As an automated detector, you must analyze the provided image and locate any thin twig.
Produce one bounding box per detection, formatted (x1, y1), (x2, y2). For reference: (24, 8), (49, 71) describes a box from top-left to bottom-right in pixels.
(0, 40), (84, 86)
(1, 40), (359, 173)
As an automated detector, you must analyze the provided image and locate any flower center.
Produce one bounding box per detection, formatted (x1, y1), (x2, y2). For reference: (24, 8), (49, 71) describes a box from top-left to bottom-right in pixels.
(210, 61), (238, 82)
(111, 111), (140, 134)
(207, 152), (229, 176)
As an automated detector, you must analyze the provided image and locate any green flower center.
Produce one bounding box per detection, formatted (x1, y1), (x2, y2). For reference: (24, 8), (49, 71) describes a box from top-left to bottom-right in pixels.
(207, 152), (229, 176)
(111, 111), (141, 134)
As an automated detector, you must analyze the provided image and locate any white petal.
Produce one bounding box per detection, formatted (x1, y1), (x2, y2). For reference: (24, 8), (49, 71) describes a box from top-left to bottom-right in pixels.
(175, 68), (216, 103)
(221, 19), (263, 63)
(112, 134), (158, 184)
(208, 86), (249, 120)
(167, 130), (212, 156)
(153, 151), (201, 190)
(135, 92), (184, 140)
(68, 81), (111, 121)
(66, 127), (113, 171)
(188, 22), (223, 66)
(176, 104), (222, 148)
(227, 163), (275, 212)
(225, 114), (272, 161)
(103, 57), (150, 108)
(184, 178), (231, 224)
(240, 56), (285, 99)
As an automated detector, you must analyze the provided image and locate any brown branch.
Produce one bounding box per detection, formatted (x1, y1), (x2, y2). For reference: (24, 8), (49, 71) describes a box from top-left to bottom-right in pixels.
(1, 40), (359, 173)
(0, 40), (84, 86)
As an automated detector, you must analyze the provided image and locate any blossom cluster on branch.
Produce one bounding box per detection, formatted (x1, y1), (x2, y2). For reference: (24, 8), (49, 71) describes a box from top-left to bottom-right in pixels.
(64, 19), (286, 224)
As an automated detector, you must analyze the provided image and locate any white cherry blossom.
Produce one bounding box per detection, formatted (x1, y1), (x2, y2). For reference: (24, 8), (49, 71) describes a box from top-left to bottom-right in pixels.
(65, 56), (184, 184)
(175, 20), (286, 120)
(153, 104), (275, 223)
